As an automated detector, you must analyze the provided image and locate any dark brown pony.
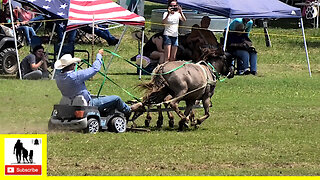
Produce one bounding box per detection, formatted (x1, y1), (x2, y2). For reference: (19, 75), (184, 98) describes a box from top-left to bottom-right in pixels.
(132, 48), (234, 130)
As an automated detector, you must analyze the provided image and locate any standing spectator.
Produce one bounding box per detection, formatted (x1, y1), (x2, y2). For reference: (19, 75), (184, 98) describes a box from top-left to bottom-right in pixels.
(20, 45), (49, 79)
(162, 0), (186, 62)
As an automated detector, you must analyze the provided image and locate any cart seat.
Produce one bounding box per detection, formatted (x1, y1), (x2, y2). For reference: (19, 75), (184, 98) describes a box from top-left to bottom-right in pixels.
(59, 95), (88, 106)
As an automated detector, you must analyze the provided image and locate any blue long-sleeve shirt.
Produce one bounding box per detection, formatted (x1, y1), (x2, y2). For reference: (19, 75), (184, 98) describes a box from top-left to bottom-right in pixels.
(55, 53), (103, 103)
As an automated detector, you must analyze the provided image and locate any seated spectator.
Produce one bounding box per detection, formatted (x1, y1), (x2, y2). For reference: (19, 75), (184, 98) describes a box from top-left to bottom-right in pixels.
(142, 31), (165, 64)
(131, 31), (164, 74)
(226, 23), (257, 76)
(14, 3), (37, 45)
(227, 18), (253, 37)
(19, 45), (49, 80)
(186, 16), (219, 62)
(81, 25), (119, 46)
(0, 3), (17, 28)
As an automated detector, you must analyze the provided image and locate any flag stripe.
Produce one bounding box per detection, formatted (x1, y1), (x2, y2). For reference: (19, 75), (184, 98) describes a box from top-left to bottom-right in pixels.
(71, 0), (113, 6)
(67, 0), (145, 29)
(69, 7), (125, 15)
(70, 2), (118, 11)
(68, 13), (143, 21)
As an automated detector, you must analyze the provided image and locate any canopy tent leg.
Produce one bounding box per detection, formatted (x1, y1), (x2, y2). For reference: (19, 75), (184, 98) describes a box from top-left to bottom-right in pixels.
(105, 25), (128, 72)
(300, 18), (312, 77)
(263, 20), (272, 47)
(51, 31), (67, 80)
(139, 28), (145, 80)
(49, 23), (56, 45)
(223, 18), (231, 52)
(9, 0), (22, 79)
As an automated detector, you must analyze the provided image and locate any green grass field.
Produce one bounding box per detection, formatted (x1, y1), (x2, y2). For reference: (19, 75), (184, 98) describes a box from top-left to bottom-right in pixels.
(1, 2), (320, 176)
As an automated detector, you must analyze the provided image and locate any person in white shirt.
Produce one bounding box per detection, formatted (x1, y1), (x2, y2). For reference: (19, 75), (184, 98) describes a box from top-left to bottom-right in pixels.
(162, 0), (186, 62)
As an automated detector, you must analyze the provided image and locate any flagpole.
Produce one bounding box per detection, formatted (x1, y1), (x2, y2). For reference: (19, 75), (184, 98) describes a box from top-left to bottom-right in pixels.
(9, 0), (22, 79)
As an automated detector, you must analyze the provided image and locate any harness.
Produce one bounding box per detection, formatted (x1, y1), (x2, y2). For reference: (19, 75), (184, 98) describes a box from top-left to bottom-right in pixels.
(196, 61), (217, 86)
(154, 61), (218, 106)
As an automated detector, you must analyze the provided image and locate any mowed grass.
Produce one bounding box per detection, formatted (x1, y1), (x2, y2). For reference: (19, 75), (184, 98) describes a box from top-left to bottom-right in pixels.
(1, 6), (320, 175)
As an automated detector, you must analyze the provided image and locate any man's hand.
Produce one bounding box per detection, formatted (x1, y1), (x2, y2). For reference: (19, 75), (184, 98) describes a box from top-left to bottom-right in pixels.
(98, 49), (104, 56)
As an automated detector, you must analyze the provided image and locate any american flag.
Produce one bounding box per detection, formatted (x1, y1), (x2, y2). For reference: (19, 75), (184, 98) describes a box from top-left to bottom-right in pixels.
(18, 0), (144, 30)
(22, 0), (70, 19)
(67, 0), (145, 30)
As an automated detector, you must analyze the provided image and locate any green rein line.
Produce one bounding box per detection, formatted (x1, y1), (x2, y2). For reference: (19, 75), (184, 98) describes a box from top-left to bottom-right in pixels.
(81, 60), (141, 102)
(75, 62), (106, 98)
(207, 62), (227, 82)
(104, 49), (191, 75)
(97, 61), (107, 98)
(105, 49), (227, 82)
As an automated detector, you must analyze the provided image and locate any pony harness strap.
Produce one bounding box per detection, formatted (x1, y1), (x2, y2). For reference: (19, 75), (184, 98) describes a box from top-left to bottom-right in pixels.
(196, 61), (217, 86)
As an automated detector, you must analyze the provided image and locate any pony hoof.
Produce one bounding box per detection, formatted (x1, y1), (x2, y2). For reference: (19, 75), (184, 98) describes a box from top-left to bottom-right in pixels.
(145, 120), (150, 127)
(156, 121), (163, 128)
(131, 123), (137, 128)
(178, 121), (189, 131)
(169, 120), (174, 128)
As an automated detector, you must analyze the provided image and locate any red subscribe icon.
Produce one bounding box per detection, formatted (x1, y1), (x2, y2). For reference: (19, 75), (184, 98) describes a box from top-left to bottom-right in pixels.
(5, 165), (42, 175)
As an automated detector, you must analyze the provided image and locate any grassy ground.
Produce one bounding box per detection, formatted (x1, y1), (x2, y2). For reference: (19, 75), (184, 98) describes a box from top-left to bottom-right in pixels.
(1, 2), (320, 176)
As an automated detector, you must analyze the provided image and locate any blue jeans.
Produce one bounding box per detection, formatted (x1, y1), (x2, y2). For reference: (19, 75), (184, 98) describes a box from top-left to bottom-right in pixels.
(82, 25), (116, 44)
(90, 95), (131, 114)
(233, 50), (257, 72)
(18, 26), (36, 45)
(30, 15), (45, 32)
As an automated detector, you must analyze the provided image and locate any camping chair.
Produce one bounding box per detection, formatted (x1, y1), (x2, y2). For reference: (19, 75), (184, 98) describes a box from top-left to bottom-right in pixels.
(76, 28), (103, 44)
(53, 43), (90, 70)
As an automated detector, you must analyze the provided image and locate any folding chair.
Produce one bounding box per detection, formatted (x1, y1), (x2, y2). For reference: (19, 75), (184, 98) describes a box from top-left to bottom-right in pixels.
(53, 43), (90, 69)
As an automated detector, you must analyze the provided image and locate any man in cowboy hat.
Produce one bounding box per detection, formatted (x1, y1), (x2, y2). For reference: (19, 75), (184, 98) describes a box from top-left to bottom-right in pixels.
(54, 50), (143, 118)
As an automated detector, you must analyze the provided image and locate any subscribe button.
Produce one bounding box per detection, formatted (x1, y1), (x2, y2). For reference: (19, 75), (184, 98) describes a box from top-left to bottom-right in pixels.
(5, 165), (42, 175)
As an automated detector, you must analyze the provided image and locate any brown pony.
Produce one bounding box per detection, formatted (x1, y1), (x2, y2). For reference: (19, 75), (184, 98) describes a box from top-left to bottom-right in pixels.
(132, 48), (234, 130)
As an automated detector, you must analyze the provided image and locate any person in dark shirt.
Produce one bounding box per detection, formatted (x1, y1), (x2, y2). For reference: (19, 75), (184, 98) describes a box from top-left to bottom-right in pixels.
(19, 45), (49, 79)
(186, 16), (219, 62)
(143, 31), (165, 64)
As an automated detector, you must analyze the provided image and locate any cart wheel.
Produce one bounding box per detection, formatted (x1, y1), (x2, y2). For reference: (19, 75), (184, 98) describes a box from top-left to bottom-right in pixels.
(109, 116), (126, 133)
(85, 118), (100, 134)
(48, 120), (56, 131)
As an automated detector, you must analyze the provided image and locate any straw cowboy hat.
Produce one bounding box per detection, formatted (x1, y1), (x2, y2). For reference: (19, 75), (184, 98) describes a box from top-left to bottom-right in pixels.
(54, 54), (81, 70)
(131, 30), (148, 42)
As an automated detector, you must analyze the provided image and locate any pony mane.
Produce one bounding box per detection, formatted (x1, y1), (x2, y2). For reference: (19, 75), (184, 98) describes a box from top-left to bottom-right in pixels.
(200, 47), (224, 62)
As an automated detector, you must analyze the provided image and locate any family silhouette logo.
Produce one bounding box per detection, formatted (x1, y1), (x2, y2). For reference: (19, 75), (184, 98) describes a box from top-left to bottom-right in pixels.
(4, 138), (43, 175)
